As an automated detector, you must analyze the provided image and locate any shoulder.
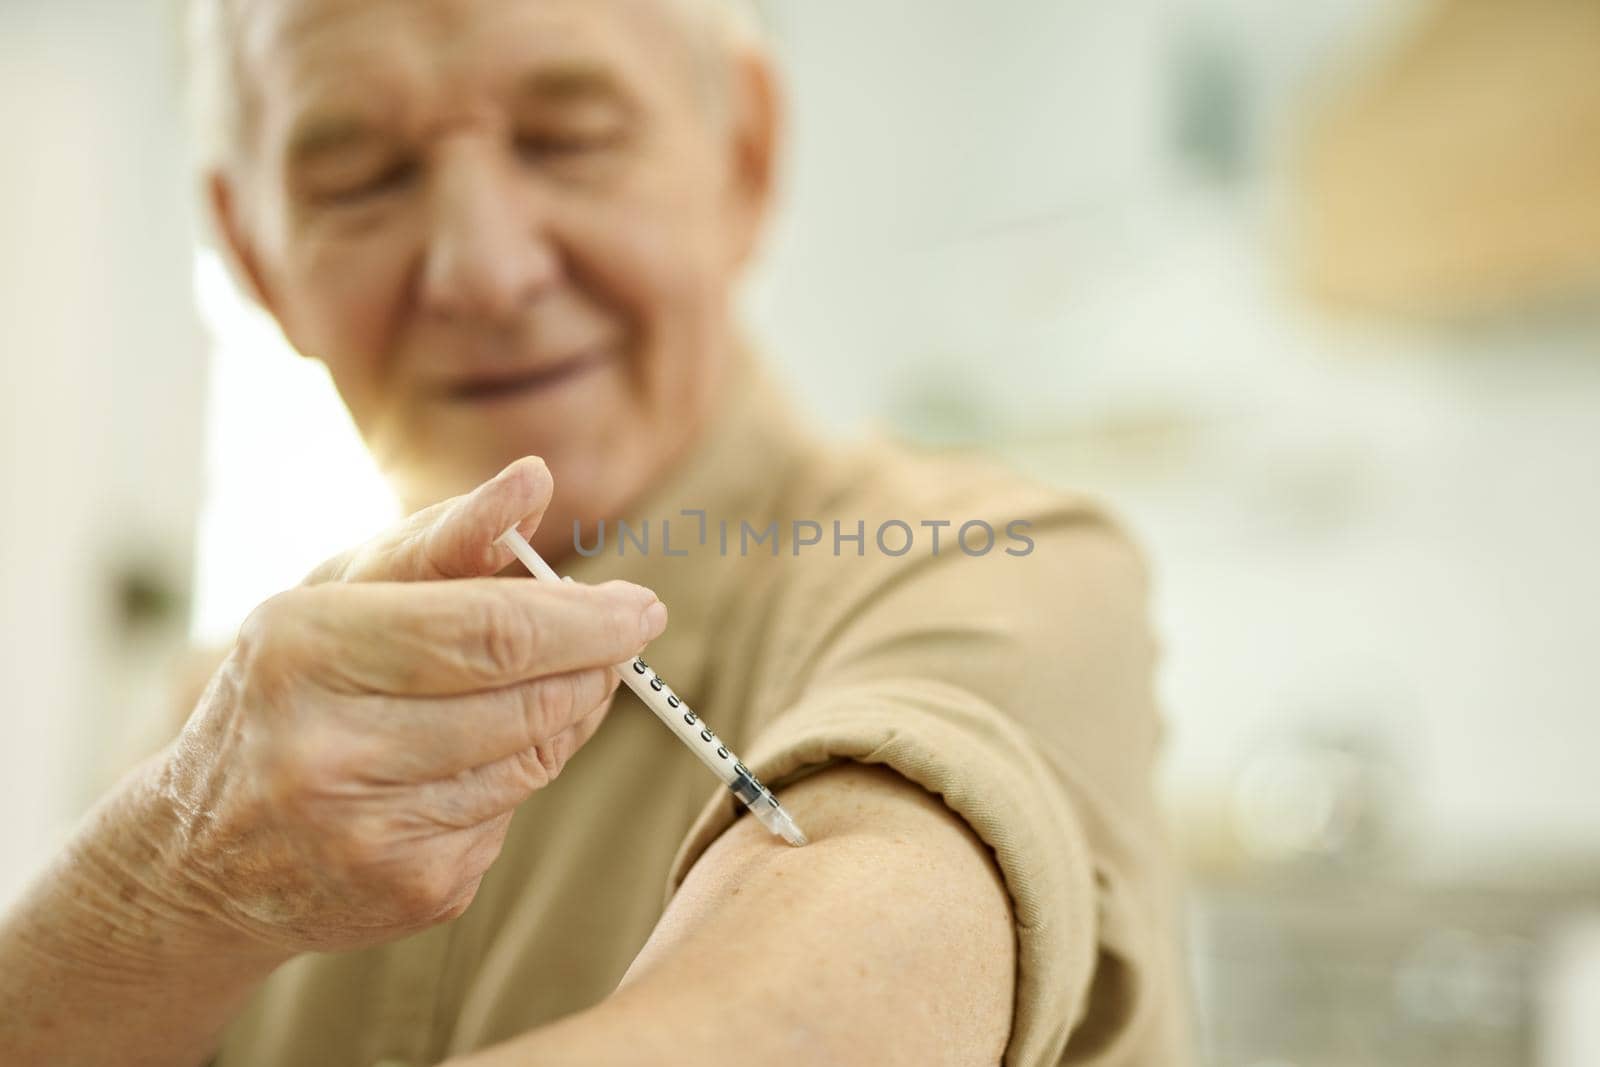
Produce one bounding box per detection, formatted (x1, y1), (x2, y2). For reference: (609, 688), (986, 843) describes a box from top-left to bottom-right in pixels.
(771, 429), (1154, 605)
(745, 432), (1159, 725)
(811, 429), (1139, 546)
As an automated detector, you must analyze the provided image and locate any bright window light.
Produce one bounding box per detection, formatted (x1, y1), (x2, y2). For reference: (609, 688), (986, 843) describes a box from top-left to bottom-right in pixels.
(189, 251), (400, 646)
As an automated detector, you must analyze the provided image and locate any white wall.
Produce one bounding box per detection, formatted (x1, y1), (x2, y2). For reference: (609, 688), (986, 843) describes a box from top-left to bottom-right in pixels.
(0, 0), (205, 904)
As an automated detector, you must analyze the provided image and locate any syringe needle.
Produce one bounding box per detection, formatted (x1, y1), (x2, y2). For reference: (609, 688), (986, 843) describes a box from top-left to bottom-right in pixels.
(497, 527), (809, 847)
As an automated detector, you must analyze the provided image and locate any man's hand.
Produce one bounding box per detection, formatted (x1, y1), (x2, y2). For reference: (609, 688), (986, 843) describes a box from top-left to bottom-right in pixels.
(164, 573), (660, 954)
(0, 456), (663, 1067)
(156, 456), (664, 955)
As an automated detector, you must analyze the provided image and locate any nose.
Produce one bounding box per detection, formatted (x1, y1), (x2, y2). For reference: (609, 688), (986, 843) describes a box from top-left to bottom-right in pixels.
(419, 146), (559, 324)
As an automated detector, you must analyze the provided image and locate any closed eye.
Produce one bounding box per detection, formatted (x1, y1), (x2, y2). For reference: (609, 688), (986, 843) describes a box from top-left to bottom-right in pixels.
(314, 159), (420, 206)
(513, 129), (626, 164)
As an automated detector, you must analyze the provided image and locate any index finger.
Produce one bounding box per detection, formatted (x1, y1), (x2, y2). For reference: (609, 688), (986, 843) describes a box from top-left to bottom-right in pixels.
(244, 577), (667, 697)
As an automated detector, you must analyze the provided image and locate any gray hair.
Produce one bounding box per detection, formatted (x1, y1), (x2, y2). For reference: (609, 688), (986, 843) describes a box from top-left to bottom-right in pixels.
(184, 0), (765, 172)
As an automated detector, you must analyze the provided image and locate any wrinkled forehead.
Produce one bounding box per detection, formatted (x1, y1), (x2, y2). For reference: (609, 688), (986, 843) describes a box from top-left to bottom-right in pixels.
(233, 0), (700, 152)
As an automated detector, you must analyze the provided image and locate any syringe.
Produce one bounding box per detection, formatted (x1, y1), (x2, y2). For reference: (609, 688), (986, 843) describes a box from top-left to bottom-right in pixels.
(497, 526), (809, 847)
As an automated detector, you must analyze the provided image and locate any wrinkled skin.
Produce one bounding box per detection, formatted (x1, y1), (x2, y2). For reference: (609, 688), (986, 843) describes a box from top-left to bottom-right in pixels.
(162, 457), (666, 953)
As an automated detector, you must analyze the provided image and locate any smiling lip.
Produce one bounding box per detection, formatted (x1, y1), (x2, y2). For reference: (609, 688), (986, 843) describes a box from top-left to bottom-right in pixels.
(445, 349), (612, 403)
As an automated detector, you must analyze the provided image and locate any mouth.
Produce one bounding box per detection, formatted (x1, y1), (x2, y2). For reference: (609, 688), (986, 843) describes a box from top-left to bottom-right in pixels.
(445, 348), (613, 403)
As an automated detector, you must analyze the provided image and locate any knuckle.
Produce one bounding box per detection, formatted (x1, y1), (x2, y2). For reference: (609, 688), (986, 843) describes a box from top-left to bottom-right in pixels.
(236, 590), (297, 676)
(562, 670), (593, 722)
(503, 747), (553, 793)
(237, 590), (285, 647)
(522, 674), (580, 742)
(396, 864), (462, 923)
(579, 668), (613, 709)
(532, 741), (566, 784)
(236, 588), (333, 708)
(576, 699), (611, 744)
(476, 597), (537, 679)
(494, 745), (559, 794)
(437, 887), (478, 923)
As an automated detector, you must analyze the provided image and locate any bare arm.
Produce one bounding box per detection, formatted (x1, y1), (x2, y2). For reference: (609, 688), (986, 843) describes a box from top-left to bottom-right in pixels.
(0, 763), (291, 1067)
(450, 762), (1017, 1067)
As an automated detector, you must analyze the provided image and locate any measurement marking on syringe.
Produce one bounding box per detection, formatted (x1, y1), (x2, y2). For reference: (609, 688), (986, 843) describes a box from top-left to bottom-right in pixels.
(495, 527), (810, 847)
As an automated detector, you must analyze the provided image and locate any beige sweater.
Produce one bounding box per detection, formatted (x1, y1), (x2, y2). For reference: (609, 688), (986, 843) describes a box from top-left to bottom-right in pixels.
(213, 348), (1190, 1066)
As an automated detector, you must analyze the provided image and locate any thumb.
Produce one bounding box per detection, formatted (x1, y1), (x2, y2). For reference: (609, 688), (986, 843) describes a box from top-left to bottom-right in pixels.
(306, 457), (555, 584)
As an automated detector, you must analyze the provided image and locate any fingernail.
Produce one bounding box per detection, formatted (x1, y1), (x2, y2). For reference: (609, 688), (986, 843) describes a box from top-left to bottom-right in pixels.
(639, 599), (668, 642)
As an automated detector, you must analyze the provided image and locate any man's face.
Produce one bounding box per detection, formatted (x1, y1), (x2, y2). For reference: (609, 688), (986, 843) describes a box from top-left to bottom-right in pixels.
(217, 0), (770, 553)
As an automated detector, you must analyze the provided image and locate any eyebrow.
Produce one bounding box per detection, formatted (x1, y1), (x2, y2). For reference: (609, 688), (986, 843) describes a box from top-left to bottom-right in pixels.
(513, 63), (635, 110)
(282, 63), (635, 168)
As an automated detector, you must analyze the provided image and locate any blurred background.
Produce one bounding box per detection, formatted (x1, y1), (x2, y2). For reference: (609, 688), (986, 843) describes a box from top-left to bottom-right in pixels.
(3, 1), (1599, 1063)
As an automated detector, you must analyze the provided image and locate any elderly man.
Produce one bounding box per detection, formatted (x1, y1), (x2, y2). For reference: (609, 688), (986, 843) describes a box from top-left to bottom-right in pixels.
(0, 1), (1187, 1064)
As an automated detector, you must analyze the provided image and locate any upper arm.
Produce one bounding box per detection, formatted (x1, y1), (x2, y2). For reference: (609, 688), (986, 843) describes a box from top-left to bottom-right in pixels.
(462, 761), (1016, 1067)
(626, 762), (1016, 1055)
(647, 510), (1176, 1064)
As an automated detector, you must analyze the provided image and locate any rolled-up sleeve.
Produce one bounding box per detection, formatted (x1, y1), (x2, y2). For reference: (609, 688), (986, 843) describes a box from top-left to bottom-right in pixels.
(665, 505), (1187, 1066)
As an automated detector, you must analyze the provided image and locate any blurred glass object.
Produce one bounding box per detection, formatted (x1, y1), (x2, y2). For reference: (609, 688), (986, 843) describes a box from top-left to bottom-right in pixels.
(1231, 727), (1402, 871)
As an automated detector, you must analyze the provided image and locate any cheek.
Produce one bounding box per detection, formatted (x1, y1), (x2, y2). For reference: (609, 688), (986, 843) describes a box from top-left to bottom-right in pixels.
(560, 191), (727, 385)
(276, 225), (415, 414)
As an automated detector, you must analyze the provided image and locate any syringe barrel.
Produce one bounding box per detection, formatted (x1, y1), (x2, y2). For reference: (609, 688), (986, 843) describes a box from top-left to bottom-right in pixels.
(614, 656), (741, 787)
(496, 526), (805, 846)
(615, 656), (806, 845)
